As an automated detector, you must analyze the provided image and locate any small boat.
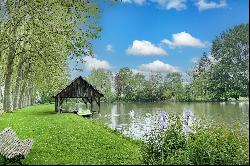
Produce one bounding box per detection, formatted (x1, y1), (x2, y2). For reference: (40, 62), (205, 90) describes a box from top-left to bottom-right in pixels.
(77, 108), (92, 117)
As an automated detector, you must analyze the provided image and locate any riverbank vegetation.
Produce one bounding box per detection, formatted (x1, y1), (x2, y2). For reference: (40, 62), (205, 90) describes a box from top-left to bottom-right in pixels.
(141, 112), (249, 165)
(0, 104), (141, 165)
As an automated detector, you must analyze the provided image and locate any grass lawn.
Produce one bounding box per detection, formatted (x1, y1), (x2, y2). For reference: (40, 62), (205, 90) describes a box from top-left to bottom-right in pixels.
(0, 104), (141, 165)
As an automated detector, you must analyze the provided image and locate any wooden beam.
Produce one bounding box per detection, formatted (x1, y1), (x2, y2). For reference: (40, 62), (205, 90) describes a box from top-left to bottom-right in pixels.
(82, 98), (87, 104)
(85, 97), (91, 104)
(90, 97), (93, 113)
(97, 97), (100, 114)
(55, 96), (61, 113)
(93, 96), (98, 104)
(60, 98), (64, 105)
(82, 98), (88, 109)
(58, 97), (61, 113)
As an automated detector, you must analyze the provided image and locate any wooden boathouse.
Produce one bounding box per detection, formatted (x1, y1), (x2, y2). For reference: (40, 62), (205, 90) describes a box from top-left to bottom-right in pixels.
(53, 76), (104, 113)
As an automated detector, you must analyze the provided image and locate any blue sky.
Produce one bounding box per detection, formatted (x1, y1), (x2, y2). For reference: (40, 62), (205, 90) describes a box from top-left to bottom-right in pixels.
(71, 0), (249, 78)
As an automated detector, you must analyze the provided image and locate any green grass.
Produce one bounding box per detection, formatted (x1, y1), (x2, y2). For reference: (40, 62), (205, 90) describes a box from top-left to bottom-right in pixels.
(0, 104), (141, 165)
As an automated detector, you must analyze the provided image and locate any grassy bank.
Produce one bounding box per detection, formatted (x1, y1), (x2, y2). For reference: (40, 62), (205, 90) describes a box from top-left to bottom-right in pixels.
(0, 104), (141, 165)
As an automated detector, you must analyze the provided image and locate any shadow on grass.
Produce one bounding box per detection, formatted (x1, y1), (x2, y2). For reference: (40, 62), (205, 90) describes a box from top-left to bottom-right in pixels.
(34, 110), (57, 116)
(34, 110), (78, 116)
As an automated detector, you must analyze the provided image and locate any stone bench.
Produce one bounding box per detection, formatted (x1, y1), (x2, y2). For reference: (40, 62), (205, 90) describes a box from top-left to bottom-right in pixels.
(0, 128), (33, 165)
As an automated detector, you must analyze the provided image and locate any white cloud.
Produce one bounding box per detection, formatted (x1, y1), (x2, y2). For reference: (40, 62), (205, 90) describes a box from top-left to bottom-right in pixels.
(138, 60), (179, 73)
(122, 0), (132, 3)
(122, 0), (187, 10)
(122, 0), (227, 11)
(153, 0), (187, 10)
(207, 53), (216, 63)
(83, 56), (111, 71)
(106, 44), (113, 52)
(166, 0), (187, 10)
(122, 0), (146, 5)
(162, 32), (207, 48)
(126, 40), (167, 56)
(195, 0), (227, 11)
(135, 0), (147, 5)
(131, 69), (143, 74)
(191, 57), (199, 64)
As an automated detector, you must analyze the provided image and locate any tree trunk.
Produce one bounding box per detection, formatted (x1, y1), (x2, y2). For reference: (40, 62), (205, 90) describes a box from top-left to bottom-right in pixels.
(0, 50), (2, 63)
(24, 83), (30, 107)
(13, 54), (24, 110)
(3, 47), (15, 112)
(18, 79), (27, 109)
(18, 61), (31, 109)
(30, 86), (35, 105)
(0, 50), (3, 105)
(0, 86), (2, 104)
(27, 86), (32, 106)
(24, 91), (27, 107)
(0, 50), (3, 86)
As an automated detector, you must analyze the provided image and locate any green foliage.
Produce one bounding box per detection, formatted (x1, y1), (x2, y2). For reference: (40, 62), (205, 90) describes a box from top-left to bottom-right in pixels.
(114, 68), (187, 102)
(86, 69), (115, 102)
(129, 73), (147, 101)
(146, 73), (165, 101)
(163, 72), (185, 101)
(0, 0), (103, 111)
(114, 67), (133, 101)
(181, 84), (194, 102)
(39, 93), (54, 104)
(141, 113), (249, 165)
(141, 113), (189, 165)
(0, 104), (141, 164)
(189, 24), (249, 101)
(187, 123), (249, 165)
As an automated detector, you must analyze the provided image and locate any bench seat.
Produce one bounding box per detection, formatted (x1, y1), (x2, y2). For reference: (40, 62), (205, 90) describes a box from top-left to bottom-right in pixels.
(0, 128), (33, 165)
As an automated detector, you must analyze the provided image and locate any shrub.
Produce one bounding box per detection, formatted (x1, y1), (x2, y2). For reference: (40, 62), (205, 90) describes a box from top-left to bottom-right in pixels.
(141, 113), (190, 165)
(141, 112), (249, 165)
(186, 122), (249, 165)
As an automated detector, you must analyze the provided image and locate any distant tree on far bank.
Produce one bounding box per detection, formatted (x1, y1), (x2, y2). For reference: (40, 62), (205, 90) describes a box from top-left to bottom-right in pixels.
(190, 23), (249, 101)
(87, 69), (115, 102)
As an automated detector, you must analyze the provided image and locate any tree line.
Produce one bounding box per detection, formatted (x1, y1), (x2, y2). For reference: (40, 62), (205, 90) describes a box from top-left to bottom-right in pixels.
(0, 0), (102, 112)
(87, 24), (249, 102)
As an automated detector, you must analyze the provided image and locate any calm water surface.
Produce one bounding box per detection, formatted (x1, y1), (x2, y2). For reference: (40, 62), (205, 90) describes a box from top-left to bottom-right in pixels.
(92, 101), (249, 140)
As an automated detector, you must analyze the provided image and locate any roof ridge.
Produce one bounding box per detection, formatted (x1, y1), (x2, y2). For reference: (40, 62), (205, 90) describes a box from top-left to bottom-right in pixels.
(52, 76), (104, 97)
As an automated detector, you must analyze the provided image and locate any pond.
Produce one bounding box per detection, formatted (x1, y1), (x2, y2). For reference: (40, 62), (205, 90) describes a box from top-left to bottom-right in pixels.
(91, 101), (249, 140)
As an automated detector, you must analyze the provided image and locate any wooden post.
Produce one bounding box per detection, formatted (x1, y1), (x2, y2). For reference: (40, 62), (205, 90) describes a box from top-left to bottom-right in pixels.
(59, 98), (64, 113)
(82, 98), (88, 109)
(90, 97), (93, 113)
(98, 97), (100, 114)
(57, 96), (61, 113)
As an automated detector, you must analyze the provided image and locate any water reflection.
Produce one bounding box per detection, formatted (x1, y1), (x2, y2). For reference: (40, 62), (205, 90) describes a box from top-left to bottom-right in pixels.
(110, 105), (118, 130)
(96, 101), (249, 140)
